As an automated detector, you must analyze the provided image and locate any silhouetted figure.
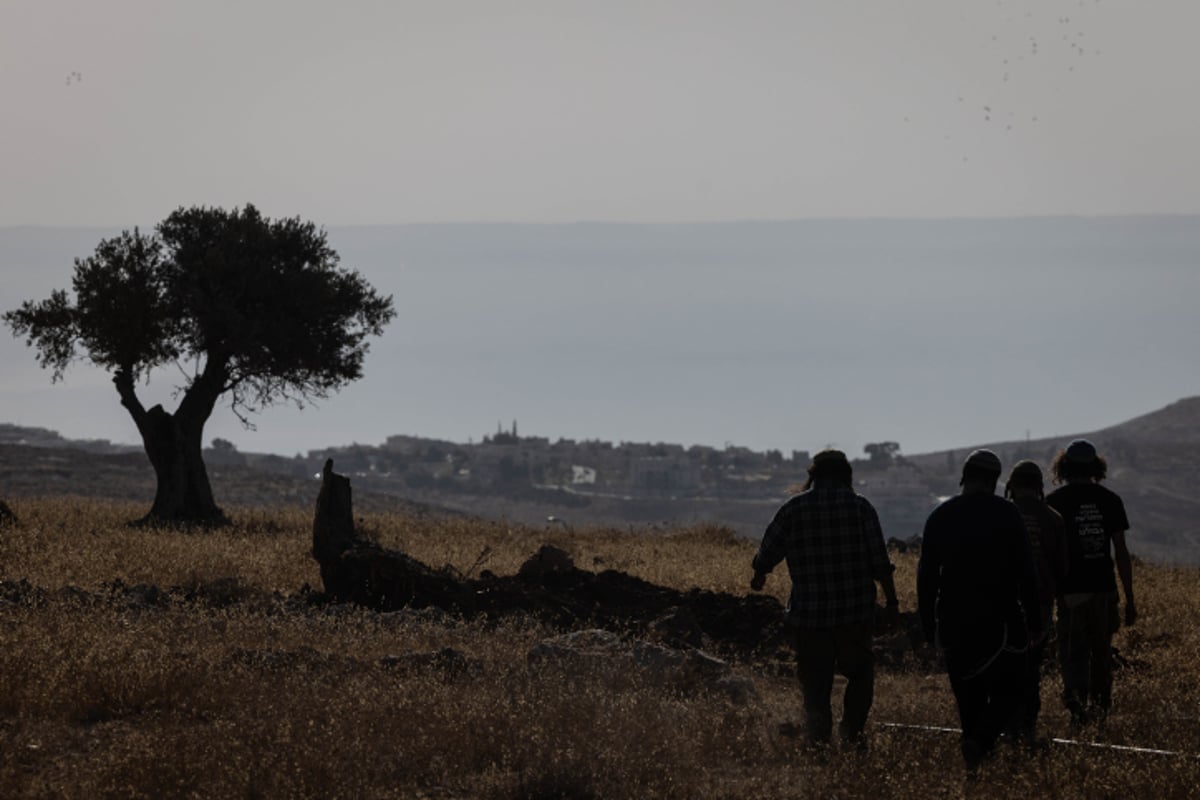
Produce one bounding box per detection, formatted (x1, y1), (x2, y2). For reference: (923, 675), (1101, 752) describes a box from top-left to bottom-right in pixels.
(1046, 439), (1136, 726)
(750, 449), (899, 749)
(1004, 460), (1068, 743)
(918, 449), (1041, 773)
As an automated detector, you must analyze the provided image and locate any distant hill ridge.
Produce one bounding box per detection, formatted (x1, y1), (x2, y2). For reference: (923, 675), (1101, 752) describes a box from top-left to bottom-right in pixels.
(907, 395), (1200, 461)
(1095, 396), (1200, 444)
(3, 395), (1199, 564)
(905, 396), (1200, 566)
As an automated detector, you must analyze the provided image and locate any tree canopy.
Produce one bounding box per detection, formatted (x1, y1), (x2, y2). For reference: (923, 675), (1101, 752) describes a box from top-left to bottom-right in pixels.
(4, 204), (395, 523)
(7, 204), (395, 420)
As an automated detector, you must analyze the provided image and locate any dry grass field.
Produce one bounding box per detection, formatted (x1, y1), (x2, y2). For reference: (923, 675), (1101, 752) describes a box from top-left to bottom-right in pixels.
(1, 496), (1198, 799)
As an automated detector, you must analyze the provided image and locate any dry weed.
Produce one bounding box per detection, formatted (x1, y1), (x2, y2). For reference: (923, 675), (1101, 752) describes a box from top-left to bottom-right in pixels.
(1, 498), (1197, 798)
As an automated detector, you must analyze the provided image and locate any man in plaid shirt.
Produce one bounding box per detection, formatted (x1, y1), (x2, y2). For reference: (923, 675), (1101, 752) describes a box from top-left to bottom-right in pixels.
(751, 449), (899, 748)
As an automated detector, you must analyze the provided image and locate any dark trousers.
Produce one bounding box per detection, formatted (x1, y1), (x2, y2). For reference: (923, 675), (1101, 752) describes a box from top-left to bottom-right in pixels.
(945, 637), (1024, 768)
(1011, 634), (1049, 738)
(794, 622), (874, 745)
(1058, 592), (1118, 719)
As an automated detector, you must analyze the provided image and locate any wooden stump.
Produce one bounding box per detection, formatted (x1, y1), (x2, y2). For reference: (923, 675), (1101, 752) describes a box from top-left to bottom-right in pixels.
(311, 459), (464, 608)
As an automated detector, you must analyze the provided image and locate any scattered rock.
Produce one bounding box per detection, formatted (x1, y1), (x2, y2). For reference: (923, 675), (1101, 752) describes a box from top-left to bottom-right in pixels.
(630, 640), (730, 682)
(231, 646), (340, 672)
(528, 629), (625, 668)
(53, 585), (97, 606)
(379, 647), (476, 679)
(714, 675), (759, 705)
(0, 579), (42, 607)
(0, 500), (16, 527)
(378, 606), (453, 628)
(517, 545), (574, 579)
(528, 630), (754, 702)
(121, 582), (167, 610)
(649, 606), (706, 649)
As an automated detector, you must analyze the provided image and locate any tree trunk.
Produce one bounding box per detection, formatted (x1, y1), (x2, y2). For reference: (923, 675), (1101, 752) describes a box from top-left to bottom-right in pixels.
(140, 405), (225, 525)
(115, 368), (226, 526)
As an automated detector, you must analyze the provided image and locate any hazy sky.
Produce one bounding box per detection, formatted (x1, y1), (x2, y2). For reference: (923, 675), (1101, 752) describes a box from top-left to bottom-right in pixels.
(3, 0), (1200, 225)
(3, 2), (1199, 462)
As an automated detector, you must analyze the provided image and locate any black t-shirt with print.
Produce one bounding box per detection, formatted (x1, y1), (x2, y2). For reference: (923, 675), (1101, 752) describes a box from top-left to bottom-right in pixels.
(1046, 482), (1129, 594)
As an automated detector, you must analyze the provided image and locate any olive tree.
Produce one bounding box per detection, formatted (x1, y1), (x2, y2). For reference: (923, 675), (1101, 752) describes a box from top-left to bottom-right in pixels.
(4, 204), (395, 525)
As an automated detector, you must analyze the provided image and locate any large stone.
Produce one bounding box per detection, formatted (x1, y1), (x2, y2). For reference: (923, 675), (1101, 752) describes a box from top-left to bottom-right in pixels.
(517, 545), (575, 579)
(379, 647), (477, 679)
(648, 605), (706, 649)
(527, 630), (755, 703)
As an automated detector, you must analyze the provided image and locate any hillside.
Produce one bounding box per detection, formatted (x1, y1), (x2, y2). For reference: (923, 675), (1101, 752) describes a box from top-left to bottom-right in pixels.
(0, 442), (447, 519)
(905, 396), (1200, 565)
(2, 396), (1199, 564)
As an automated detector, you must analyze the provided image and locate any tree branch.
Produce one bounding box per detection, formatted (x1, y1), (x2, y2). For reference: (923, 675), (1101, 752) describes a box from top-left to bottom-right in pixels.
(113, 367), (149, 428)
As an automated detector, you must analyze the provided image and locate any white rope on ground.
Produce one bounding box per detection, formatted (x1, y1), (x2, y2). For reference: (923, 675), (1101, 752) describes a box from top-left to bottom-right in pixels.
(878, 721), (1200, 760)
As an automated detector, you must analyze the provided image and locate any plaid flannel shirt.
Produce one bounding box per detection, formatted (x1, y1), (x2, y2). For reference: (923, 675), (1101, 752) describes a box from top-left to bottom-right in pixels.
(752, 480), (893, 629)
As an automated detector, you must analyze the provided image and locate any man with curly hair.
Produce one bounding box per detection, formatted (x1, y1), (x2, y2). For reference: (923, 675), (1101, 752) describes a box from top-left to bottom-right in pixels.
(1046, 439), (1136, 726)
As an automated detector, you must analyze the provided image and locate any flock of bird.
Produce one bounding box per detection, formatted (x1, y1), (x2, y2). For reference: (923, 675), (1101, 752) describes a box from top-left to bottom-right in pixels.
(907, 1), (1107, 164)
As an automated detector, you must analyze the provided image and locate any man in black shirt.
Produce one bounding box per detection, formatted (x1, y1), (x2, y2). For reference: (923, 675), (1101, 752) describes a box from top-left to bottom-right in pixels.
(1046, 439), (1136, 725)
(918, 449), (1042, 771)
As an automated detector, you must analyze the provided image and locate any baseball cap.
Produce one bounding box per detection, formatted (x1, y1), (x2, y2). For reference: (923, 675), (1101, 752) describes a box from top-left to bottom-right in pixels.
(964, 449), (1002, 475)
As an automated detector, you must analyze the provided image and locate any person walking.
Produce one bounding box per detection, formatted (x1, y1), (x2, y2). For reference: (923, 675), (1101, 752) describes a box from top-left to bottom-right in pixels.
(1004, 459), (1068, 743)
(918, 449), (1042, 772)
(750, 449), (899, 749)
(1046, 439), (1136, 725)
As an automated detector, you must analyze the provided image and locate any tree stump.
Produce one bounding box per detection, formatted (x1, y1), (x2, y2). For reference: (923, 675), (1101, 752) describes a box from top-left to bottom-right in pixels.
(311, 459), (466, 609)
(0, 500), (16, 527)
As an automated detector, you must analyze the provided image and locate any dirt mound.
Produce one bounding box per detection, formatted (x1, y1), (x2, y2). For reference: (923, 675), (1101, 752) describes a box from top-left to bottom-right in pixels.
(323, 543), (788, 660)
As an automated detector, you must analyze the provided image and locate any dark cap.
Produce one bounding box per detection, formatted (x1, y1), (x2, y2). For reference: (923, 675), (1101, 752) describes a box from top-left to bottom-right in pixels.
(1008, 459), (1044, 487)
(811, 449), (849, 466)
(1065, 439), (1097, 464)
(964, 449), (1002, 475)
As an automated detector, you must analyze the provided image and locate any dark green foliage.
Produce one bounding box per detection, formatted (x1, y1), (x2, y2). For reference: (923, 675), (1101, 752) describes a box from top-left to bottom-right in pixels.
(3, 204), (395, 523)
(5, 205), (394, 418)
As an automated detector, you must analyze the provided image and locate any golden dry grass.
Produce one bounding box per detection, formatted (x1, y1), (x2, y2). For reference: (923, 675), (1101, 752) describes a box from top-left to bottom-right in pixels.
(1, 496), (1198, 799)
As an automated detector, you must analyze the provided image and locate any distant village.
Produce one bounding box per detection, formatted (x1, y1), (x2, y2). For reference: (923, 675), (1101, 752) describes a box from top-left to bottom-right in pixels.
(241, 422), (946, 539)
(0, 420), (948, 539)
(8, 394), (1200, 564)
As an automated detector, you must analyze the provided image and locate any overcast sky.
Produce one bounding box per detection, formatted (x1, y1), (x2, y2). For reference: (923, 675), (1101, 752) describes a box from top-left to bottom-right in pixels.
(2, 2), (1199, 462)
(3, 0), (1200, 225)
